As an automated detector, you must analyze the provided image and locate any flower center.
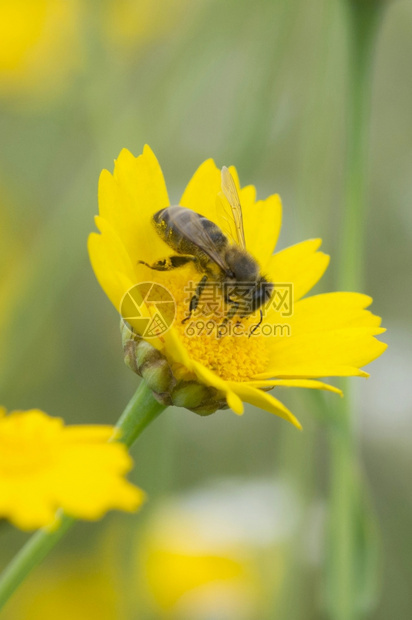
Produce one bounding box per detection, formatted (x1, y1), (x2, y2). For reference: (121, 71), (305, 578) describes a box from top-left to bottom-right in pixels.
(161, 270), (270, 382)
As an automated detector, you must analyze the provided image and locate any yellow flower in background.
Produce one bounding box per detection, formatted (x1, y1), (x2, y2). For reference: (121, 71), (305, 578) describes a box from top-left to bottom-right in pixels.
(88, 146), (387, 428)
(2, 479), (290, 619)
(135, 480), (292, 618)
(2, 554), (122, 620)
(0, 0), (83, 101)
(144, 543), (249, 615)
(0, 408), (144, 530)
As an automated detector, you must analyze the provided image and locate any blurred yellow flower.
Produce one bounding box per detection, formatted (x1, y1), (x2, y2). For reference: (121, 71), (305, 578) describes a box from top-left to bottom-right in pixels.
(88, 146), (387, 429)
(0, 407), (144, 530)
(144, 546), (248, 614)
(135, 480), (291, 618)
(0, 0), (83, 101)
(2, 554), (123, 620)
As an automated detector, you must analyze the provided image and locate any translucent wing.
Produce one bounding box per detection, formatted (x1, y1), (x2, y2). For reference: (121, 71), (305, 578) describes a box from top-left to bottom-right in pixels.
(220, 166), (247, 249)
(164, 206), (232, 275)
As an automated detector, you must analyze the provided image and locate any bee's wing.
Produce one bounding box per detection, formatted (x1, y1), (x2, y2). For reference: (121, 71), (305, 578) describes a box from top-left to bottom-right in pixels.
(170, 207), (232, 275)
(220, 166), (247, 249)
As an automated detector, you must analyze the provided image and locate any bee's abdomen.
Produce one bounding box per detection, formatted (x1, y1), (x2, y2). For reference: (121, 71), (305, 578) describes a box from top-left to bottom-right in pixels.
(153, 205), (227, 256)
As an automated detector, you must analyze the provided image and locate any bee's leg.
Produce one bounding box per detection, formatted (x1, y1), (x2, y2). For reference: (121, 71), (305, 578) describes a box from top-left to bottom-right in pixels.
(249, 309), (263, 337)
(218, 301), (240, 337)
(138, 255), (196, 271)
(182, 275), (208, 324)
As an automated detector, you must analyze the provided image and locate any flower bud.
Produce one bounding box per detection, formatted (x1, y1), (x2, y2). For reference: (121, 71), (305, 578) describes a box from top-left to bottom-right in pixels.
(121, 323), (226, 415)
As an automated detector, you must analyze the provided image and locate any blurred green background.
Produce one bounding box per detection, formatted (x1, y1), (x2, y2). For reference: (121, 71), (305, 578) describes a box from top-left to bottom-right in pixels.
(0, 0), (411, 618)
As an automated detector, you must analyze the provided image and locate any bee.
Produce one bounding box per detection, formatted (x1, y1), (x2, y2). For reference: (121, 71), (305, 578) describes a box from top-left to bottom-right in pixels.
(139, 166), (274, 335)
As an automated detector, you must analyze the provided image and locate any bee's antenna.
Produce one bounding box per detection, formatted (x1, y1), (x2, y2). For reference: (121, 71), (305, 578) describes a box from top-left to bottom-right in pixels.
(249, 310), (263, 337)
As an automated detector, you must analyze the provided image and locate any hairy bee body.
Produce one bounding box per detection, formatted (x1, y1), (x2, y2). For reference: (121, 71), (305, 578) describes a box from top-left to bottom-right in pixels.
(153, 206), (228, 276)
(153, 205), (264, 284)
(140, 167), (274, 331)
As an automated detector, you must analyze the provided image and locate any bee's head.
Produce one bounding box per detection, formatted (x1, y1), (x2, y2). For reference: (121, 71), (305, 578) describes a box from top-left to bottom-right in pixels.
(249, 277), (274, 313)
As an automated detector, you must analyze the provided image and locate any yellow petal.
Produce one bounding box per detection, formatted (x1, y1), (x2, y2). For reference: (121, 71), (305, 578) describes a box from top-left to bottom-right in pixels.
(225, 167), (258, 211)
(120, 283), (164, 347)
(266, 239), (329, 304)
(88, 231), (135, 311)
(216, 165), (282, 266)
(238, 184), (257, 208)
(162, 330), (244, 413)
(191, 361), (244, 414)
(163, 328), (194, 369)
(227, 382), (301, 429)
(226, 165), (282, 260)
(243, 194), (282, 267)
(180, 158), (221, 222)
(255, 366), (370, 379)
(0, 484), (56, 531)
(245, 379), (342, 396)
(94, 216), (136, 280)
(263, 327), (387, 378)
(98, 145), (170, 265)
(288, 292), (382, 333)
(62, 426), (115, 443)
(56, 443), (143, 518)
(0, 409), (145, 530)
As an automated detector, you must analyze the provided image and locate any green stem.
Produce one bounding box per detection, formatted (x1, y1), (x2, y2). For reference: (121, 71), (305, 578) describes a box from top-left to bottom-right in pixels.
(112, 380), (166, 448)
(328, 400), (357, 620)
(0, 381), (166, 612)
(338, 0), (383, 292)
(328, 2), (384, 620)
(0, 514), (75, 612)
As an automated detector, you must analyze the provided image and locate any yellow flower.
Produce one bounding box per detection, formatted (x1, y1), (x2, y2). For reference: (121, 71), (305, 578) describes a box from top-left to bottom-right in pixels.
(2, 554), (121, 620)
(0, 0), (83, 101)
(88, 146), (387, 429)
(0, 408), (144, 530)
(135, 482), (289, 618)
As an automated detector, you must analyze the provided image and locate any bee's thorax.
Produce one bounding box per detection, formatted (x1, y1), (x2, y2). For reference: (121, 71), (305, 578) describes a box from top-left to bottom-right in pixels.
(224, 246), (259, 282)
